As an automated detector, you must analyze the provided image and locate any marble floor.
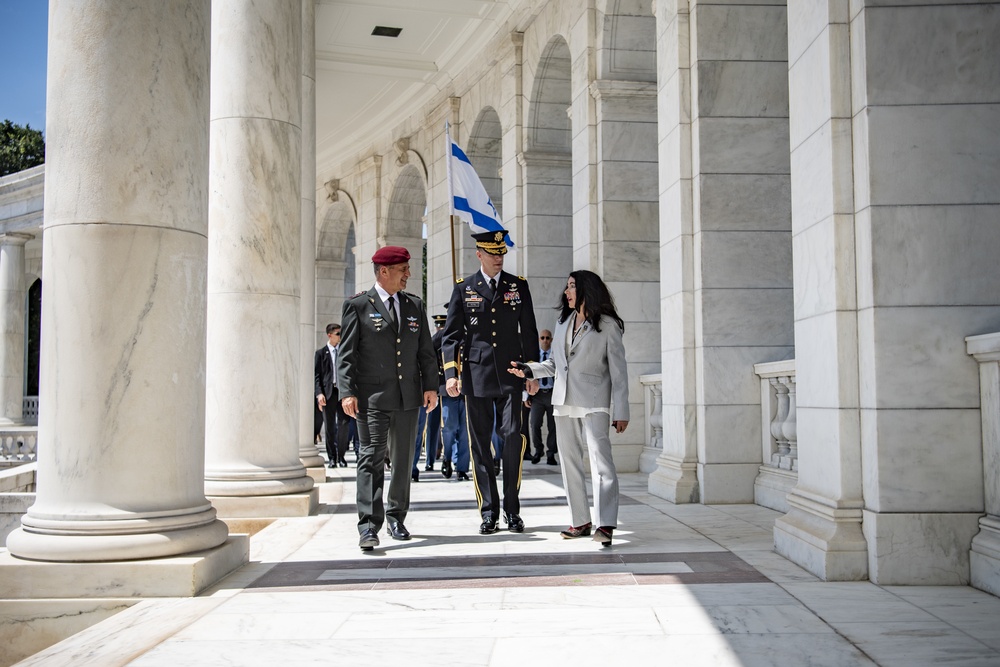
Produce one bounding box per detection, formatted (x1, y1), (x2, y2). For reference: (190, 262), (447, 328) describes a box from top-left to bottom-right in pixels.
(14, 461), (1000, 666)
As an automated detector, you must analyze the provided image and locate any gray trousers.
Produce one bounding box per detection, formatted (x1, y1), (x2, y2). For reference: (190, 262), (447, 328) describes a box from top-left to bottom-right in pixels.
(356, 406), (419, 534)
(555, 412), (619, 529)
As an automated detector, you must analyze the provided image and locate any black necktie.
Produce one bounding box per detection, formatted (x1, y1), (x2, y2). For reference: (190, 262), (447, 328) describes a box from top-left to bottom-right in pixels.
(387, 296), (397, 328)
(489, 277), (497, 297)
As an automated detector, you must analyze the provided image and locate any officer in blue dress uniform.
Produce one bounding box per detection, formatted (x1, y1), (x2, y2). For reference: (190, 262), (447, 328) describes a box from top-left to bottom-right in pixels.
(442, 229), (539, 534)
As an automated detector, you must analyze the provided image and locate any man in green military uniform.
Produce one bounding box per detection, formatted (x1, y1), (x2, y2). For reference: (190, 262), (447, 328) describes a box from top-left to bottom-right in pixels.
(338, 246), (439, 551)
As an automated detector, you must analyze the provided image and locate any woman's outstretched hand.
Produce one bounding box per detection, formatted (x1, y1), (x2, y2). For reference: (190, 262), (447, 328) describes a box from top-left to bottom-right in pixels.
(508, 361), (532, 378)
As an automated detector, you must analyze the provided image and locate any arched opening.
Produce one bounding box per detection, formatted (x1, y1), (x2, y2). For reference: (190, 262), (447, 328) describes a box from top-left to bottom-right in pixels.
(344, 224), (356, 298)
(598, 0), (656, 82)
(316, 200), (356, 344)
(462, 107), (504, 276)
(523, 35), (573, 332)
(386, 163), (428, 301)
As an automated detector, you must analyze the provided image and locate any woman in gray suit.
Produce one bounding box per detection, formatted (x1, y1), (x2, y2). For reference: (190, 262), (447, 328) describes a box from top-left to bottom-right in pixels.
(509, 270), (629, 546)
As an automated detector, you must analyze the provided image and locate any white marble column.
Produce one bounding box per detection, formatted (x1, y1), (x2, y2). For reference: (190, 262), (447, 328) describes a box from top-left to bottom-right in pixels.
(205, 0), (315, 506)
(652, 0), (794, 502)
(772, 0), (868, 581)
(6, 0), (229, 562)
(298, 0), (324, 474)
(651, 0), (699, 503)
(0, 233), (32, 424)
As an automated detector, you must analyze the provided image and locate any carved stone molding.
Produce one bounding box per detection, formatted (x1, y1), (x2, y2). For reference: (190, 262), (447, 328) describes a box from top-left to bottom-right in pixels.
(324, 179), (340, 203)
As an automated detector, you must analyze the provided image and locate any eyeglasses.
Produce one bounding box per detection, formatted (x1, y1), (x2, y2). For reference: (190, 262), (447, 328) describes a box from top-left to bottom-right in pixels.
(540, 336), (551, 340)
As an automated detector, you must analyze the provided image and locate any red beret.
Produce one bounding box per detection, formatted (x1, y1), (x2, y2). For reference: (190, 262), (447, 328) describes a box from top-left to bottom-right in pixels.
(371, 246), (410, 265)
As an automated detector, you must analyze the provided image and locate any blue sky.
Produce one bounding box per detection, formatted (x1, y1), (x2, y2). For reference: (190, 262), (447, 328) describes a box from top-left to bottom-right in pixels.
(1, 1), (48, 132)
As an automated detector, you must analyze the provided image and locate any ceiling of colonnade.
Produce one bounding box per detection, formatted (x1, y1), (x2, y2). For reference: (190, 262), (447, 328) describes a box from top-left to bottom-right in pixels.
(314, 0), (528, 170)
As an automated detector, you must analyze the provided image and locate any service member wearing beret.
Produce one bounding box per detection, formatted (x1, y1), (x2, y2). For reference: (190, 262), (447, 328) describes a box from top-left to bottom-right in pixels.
(337, 246), (439, 551)
(442, 229), (539, 534)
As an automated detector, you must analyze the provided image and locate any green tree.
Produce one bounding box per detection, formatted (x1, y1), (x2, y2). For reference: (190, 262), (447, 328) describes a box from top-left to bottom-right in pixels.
(0, 120), (45, 177)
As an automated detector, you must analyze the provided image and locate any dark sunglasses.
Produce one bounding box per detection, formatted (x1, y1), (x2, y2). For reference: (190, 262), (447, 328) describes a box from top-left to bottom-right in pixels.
(540, 336), (552, 340)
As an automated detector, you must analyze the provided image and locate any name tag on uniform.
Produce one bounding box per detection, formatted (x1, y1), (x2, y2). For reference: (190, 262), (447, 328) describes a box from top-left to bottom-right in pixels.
(464, 291), (484, 311)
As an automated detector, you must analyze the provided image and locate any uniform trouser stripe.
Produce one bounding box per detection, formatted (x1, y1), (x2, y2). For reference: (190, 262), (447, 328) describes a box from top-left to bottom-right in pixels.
(466, 393), (523, 520)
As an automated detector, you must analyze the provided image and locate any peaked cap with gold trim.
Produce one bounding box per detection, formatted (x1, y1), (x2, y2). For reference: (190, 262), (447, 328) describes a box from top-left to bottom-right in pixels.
(472, 229), (509, 255)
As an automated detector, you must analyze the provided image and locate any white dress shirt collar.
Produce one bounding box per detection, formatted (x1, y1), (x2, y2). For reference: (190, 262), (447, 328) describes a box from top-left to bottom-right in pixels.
(480, 268), (500, 284)
(372, 283), (400, 319)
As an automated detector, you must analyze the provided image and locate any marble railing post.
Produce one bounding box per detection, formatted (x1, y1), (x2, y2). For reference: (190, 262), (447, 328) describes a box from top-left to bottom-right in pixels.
(753, 359), (797, 513)
(204, 0), (315, 505)
(770, 378), (791, 464)
(966, 332), (1000, 597)
(6, 0), (229, 561)
(298, 0), (324, 473)
(0, 233), (32, 424)
(639, 374), (663, 473)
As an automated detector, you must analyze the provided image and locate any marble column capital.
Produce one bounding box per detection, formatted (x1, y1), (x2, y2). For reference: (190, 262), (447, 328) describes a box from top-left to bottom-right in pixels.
(516, 151), (572, 169)
(589, 79), (658, 101)
(0, 233), (34, 246)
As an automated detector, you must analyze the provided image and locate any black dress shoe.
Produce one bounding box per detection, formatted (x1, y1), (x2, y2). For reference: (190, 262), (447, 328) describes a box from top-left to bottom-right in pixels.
(546, 455), (558, 465)
(530, 454), (541, 464)
(457, 471), (470, 481)
(479, 519), (499, 535)
(424, 464), (434, 471)
(359, 529), (379, 551)
(504, 513), (524, 533)
(338, 458), (348, 468)
(388, 521), (411, 541)
(442, 460), (453, 479)
(411, 469), (420, 482)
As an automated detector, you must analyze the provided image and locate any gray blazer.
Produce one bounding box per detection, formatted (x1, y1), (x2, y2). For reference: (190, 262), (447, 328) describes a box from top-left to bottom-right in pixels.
(526, 314), (629, 422)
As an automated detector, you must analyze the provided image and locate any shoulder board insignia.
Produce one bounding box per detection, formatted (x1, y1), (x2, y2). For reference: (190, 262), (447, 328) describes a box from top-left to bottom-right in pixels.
(353, 290), (366, 297)
(455, 277), (464, 283)
(518, 275), (526, 281)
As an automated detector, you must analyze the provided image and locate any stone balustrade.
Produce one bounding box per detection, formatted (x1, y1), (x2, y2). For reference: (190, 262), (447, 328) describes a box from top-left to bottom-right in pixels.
(966, 332), (1000, 597)
(0, 461), (35, 543)
(0, 427), (37, 466)
(753, 360), (797, 512)
(639, 374), (663, 473)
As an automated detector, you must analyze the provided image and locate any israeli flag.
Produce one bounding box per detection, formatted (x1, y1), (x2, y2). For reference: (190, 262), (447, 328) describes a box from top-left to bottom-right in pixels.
(448, 138), (514, 247)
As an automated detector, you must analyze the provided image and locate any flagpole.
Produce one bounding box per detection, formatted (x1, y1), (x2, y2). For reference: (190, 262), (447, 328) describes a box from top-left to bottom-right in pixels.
(444, 122), (459, 284)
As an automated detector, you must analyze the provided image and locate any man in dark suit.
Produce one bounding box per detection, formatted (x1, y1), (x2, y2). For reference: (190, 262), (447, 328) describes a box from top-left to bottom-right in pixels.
(442, 229), (539, 535)
(315, 323), (350, 468)
(528, 329), (558, 465)
(338, 246), (439, 551)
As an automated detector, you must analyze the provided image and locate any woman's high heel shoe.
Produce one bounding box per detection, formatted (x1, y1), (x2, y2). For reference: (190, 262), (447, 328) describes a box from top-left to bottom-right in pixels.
(560, 522), (592, 539)
(594, 526), (614, 546)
